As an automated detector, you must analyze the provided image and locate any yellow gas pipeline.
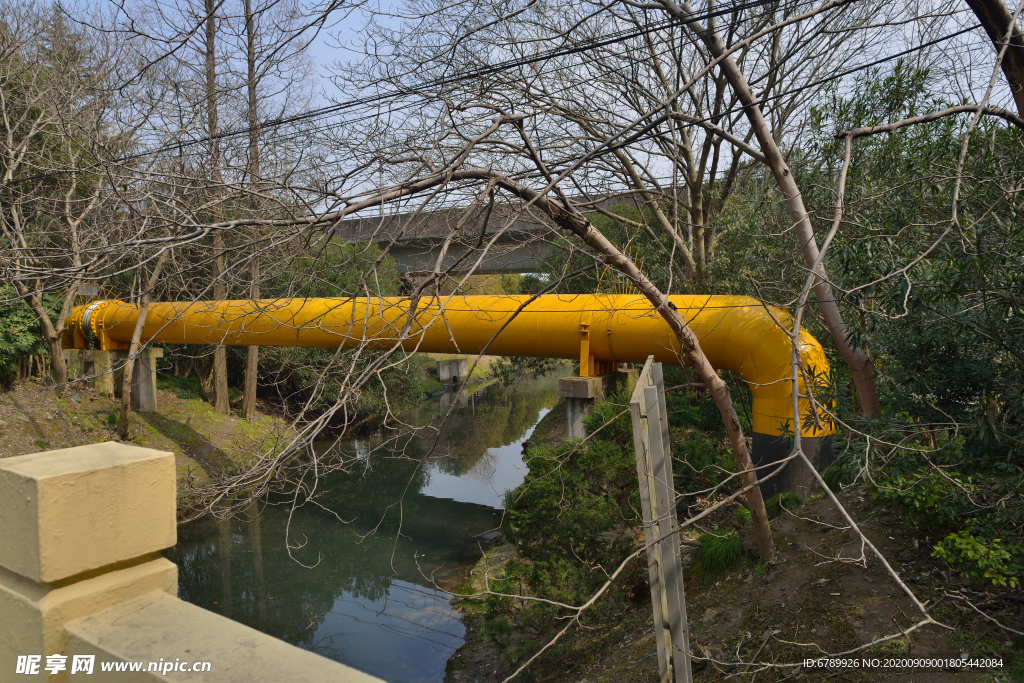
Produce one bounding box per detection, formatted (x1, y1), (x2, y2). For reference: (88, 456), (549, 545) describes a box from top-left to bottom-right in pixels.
(66, 294), (833, 438)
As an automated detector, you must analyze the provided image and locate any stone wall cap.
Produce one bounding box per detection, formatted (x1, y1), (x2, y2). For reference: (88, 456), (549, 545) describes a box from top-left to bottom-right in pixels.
(0, 442), (172, 479)
(0, 442), (176, 584)
(66, 592), (386, 682)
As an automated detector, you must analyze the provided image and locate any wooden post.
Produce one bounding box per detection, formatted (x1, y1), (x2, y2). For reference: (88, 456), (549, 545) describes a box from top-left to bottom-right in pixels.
(630, 357), (692, 683)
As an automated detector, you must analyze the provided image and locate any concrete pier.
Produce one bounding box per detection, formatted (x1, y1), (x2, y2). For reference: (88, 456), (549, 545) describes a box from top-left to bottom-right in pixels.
(64, 347), (163, 411)
(558, 367), (638, 438)
(437, 357), (469, 385)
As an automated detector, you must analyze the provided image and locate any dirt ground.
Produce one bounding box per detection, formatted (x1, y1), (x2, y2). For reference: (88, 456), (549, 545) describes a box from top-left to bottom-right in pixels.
(447, 486), (1024, 683)
(0, 379), (290, 488)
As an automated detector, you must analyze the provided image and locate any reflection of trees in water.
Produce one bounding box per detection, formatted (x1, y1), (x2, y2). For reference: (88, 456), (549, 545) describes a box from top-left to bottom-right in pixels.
(167, 476), (500, 651)
(429, 378), (560, 476)
(169, 517), (338, 650)
(167, 374), (557, 656)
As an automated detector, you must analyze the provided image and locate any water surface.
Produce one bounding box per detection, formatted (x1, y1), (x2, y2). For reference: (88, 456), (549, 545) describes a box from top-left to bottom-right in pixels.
(165, 371), (565, 683)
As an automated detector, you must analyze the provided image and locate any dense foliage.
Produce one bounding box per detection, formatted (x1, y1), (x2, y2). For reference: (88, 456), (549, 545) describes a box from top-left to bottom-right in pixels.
(0, 286), (51, 386)
(483, 369), (753, 667)
(716, 63), (1024, 588)
(484, 387), (645, 663)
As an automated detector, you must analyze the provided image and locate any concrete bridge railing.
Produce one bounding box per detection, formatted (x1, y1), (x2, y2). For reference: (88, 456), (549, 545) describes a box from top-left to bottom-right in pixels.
(0, 442), (383, 682)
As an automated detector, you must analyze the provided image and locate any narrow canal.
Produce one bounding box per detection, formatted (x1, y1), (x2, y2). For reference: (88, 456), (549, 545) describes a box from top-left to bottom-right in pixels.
(164, 371), (567, 683)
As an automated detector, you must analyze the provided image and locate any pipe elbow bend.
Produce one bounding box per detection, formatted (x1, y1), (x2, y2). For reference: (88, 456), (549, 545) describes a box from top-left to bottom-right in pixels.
(667, 295), (835, 438)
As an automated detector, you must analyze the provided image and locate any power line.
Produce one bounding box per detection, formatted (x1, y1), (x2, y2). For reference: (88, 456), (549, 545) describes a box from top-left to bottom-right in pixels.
(313, 23), (984, 221)
(544, 23), (983, 170)
(99, 0), (797, 164)
(153, 21), (986, 194)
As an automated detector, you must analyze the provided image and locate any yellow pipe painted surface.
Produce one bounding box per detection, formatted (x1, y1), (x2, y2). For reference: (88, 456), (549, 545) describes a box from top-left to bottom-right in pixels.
(67, 295), (833, 437)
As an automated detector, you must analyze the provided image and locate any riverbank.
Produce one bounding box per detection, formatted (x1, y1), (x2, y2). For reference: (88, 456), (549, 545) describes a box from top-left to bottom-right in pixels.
(0, 378), (291, 486)
(449, 485), (1023, 682)
(0, 353), (501, 487)
(446, 400), (1024, 683)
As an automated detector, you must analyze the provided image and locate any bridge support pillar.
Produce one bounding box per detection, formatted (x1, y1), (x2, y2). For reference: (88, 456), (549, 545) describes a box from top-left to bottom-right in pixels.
(559, 367), (638, 439)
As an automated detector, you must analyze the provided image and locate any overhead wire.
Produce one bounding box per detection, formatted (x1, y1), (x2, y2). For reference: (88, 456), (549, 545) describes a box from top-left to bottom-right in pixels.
(153, 17), (984, 188)
(71, 0), (813, 166)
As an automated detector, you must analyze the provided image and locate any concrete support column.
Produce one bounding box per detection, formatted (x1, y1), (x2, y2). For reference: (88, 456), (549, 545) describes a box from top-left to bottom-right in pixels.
(61, 349), (84, 380)
(558, 367), (638, 439)
(750, 433), (836, 499)
(94, 348), (163, 412)
(131, 348), (163, 413)
(74, 350), (117, 395)
(437, 358), (469, 385)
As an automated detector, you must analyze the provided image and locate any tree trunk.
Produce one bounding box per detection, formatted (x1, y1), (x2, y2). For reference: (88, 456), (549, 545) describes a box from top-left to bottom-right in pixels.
(212, 242), (230, 415)
(12, 282), (67, 395)
(546, 201), (776, 561)
(964, 0), (1024, 115)
(205, 0), (230, 415)
(242, 277), (259, 419)
(241, 0), (260, 421)
(475, 169), (777, 561)
(663, 0), (881, 415)
(117, 254), (169, 440)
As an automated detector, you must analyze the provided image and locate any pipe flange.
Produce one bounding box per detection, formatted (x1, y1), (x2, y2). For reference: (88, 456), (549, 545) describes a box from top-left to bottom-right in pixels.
(80, 300), (109, 345)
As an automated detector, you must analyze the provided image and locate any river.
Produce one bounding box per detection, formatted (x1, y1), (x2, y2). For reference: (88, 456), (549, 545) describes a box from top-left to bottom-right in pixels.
(163, 370), (567, 683)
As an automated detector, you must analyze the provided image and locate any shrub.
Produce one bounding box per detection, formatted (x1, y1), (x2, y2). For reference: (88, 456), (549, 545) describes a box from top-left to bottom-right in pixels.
(932, 529), (1024, 589)
(873, 468), (972, 526)
(484, 389), (644, 661)
(823, 460), (857, 490)
(0, 285), (49, 387)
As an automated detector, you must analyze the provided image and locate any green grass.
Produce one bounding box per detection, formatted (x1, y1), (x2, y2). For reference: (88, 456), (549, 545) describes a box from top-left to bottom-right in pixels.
(695, 530), (744, 577)
(157, 373), (207, 400)
(735, 506), (752, 524)
(421, 378), (443, 395)
(1008, 636), (1024, 681)
(764, 492), (805, 518)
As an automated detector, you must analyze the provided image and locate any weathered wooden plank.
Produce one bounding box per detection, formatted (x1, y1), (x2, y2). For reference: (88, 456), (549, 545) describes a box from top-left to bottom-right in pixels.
(652, 363), (693, 675)
(644, 382), (692, 683)
(629, 358), (669, 683)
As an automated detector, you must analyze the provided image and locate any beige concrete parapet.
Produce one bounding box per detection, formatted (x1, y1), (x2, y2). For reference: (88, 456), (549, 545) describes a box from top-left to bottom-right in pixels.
(66, 591), (383, 682)
(0, 442), (384, 683)
(0, 443), (176, 584)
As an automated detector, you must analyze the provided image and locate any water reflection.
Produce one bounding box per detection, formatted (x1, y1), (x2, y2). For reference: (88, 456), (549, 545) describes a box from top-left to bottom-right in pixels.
(165, 371), (567, 683)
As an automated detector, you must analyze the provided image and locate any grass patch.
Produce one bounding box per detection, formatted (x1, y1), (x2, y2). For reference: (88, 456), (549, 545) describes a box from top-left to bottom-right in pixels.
(157, 373), (207, 400)
(765, 492), (805, 518)
(735, 506), (752, 524)
(1008, 637), (1024, 681)
(694, 530), (744, 578)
